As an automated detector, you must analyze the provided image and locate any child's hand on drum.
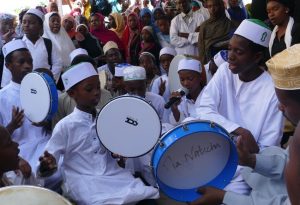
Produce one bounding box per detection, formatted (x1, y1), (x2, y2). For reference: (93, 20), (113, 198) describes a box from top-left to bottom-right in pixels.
(232, 127), (259, 154)
(38, 151), (57, 177)
(6, 106), (24, 134)
(236, 135), (256, 168)
(18, 157), (32, 178)
(188, 187), (225, 205)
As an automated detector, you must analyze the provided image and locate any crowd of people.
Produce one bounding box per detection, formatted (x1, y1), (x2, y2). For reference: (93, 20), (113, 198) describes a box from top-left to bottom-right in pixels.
(0, 0), (300, 204)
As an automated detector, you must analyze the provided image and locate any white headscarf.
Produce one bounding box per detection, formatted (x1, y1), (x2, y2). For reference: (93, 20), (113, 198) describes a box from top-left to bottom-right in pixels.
(43, 12), (75, 69)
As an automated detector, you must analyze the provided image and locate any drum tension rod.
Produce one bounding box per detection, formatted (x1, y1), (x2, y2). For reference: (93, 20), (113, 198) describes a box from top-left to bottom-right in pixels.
(210, 121), (216, 128)
(182, 124), (189, 131)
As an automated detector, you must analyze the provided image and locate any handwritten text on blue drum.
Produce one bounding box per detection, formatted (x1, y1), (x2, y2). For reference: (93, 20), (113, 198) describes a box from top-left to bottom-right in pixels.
(162, 142), (222, 170)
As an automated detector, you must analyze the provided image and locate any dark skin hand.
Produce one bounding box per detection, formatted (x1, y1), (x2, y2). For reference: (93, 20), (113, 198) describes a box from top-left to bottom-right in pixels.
(38, 151), (57, 177)
(6, 106), (24, 135)
(178, 32), (189, 38)
(188, 187), (225, 205)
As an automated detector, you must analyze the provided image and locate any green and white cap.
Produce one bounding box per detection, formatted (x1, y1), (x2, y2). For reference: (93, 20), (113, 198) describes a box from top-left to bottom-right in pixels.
(234, 19), (271, 48)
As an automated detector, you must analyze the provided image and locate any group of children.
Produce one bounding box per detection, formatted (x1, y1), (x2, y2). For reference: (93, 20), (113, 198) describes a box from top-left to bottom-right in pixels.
(0, 0), (300, 205)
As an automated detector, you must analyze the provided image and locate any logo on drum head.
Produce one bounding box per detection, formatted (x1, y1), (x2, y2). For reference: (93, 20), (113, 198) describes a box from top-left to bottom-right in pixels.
(30, 89), (37, 94)
(125, 117), (138, 126)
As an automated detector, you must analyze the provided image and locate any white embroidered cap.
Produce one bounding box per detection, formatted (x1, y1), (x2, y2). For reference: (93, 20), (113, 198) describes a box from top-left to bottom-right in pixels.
(213, 50), (228, 67)
(69, 48), (89, 62)
(234, 19), (271, 47)
(62, 62), (98, 91)
(26, 8), (45, 22)
(103, 41), (118, 55)
(115, 63), (131, 77)
(178, 58), (202, 73)
(123, 66), (146, 81)
(159, 47), (177, 57)
(2, 39), (28, 58)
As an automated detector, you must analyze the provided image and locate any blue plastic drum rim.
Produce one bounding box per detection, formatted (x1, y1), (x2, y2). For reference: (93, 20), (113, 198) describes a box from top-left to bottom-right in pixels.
(151, 120), (238, 202)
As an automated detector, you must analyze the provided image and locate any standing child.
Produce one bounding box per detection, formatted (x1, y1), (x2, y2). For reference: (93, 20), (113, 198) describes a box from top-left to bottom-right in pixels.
(169, 58), (205, 125)
(39, 62), (159, 205)
(151, 47), (176, 102)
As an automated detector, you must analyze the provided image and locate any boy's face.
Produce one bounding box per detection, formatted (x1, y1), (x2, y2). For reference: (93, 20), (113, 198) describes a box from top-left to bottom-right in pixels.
(159, 54), (173, 73)
(112, 76), (124, 91)
(141, 29), (152, 42)
(139, 55), (155, 76)
(124, 80), (147, 98)
(275, 88), (300, 126)
(105, 48), (122, 65)
(69, 75), (101, 111)
(157, 19), (169, 35)
(22, 14), (42, 36)
(178, 70), (201, 94)
(49, 15), (61, 34)
(6, 50), (33, 84)
(228, 35), (261, 75)
(0, 127), (20, 174)
(0, 19), (14, 34)
(176, 0), (191, 14)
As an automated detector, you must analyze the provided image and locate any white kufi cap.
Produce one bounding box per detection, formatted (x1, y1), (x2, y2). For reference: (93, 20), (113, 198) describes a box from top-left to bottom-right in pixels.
(123, 66), (146, 81)
(213, 50), (228, 67)
(234, 19), (271, 47)
(2, 39), (27, 58)
(178, 58), (202, 73)
(62, 62), (98, 91)
(103, 41), (118, 55)
(159, 47), (177, 57)
(69, 48), (89, 62)
(26, 8), (45, 21)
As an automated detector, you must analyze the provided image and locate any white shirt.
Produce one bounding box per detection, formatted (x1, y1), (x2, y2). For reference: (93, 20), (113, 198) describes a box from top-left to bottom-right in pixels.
(150, 74), (170, 102)
(0, 81), (50, 172)
(170, 9), (207, 56)
(145, 92), (169, 123)
(22, 36), (63, 81)
(196, 63), (284, 194)
(169, 91), (202, 125)
(45, 107), (159, 205)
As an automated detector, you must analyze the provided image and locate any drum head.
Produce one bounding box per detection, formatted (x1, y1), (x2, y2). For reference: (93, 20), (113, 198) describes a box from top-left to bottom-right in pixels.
(0, 186), (72, 205)
(168, 55), (186, 92)
(152, 121), (238, 202)
(20, 72), (57, 123)
(96, 96), (161, 157)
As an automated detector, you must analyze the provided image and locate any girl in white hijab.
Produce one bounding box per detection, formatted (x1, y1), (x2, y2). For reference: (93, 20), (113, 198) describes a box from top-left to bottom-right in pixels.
(43, 12), (75, 71)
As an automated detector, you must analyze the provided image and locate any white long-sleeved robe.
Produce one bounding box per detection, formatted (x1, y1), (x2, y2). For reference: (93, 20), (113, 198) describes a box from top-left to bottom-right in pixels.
(45, 107), (159, 205)
(196, 63), (284, 194)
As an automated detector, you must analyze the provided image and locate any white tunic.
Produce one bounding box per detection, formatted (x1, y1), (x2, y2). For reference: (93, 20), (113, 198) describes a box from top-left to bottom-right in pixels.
(196, 63), (284, 194)
(169, 93), (202, 125)
(0, 81), (50, 171)
(22, 36), (63, 81)
(170, 10), (206, 56)
(45, 107), (159, 205)
(145, 92), (169, 123)
(150, 74), (170, 102)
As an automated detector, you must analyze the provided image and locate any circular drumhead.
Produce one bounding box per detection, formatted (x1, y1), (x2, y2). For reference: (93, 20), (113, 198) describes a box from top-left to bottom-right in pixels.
(0, 186), (72, 205)
(152, 121), (238, 202)
(168, 55), (186, 92)
(96, 96), (161, 157)
(20, 73), (51, 123)
(157, 132), (230, 189)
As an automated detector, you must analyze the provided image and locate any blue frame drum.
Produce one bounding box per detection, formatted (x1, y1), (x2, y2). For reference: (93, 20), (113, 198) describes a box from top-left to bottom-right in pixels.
(20, 72), (58, 123)
(151, 120), (238, 202)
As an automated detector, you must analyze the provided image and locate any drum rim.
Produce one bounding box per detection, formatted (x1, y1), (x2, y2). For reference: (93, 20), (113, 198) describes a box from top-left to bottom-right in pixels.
(96, 95), (162, 158)
(151, 120), (238, 202)
(0, 185), (72, 205)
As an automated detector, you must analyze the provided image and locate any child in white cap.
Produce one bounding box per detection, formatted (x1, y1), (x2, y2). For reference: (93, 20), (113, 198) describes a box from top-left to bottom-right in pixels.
(169, 58), (205, 125)
(204, 49), (228, 82)
(0, 40), (51, 186)
(21, 8), (62, 82)
(196, 19), (284, 195)
(39, 62), (159, 205)
(151, 47), (176, 103)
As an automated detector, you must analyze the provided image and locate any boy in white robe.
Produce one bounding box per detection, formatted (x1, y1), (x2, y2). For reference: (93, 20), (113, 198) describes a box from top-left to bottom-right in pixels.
(196, 19), (284, 194)
(189, 40), (300, 205)
(39, 62), (159, 205)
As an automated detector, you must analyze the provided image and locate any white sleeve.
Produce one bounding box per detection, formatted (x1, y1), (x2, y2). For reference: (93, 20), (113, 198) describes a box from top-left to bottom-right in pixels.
(45, 122), (67, 162)
(196, 69), (240, 133)
(50, 44), (63, 82)
(187, 32), (200, 45)
(256, 95), (284, 149)
(150, 77), (160, 96)
(170, 18), (189, 48)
